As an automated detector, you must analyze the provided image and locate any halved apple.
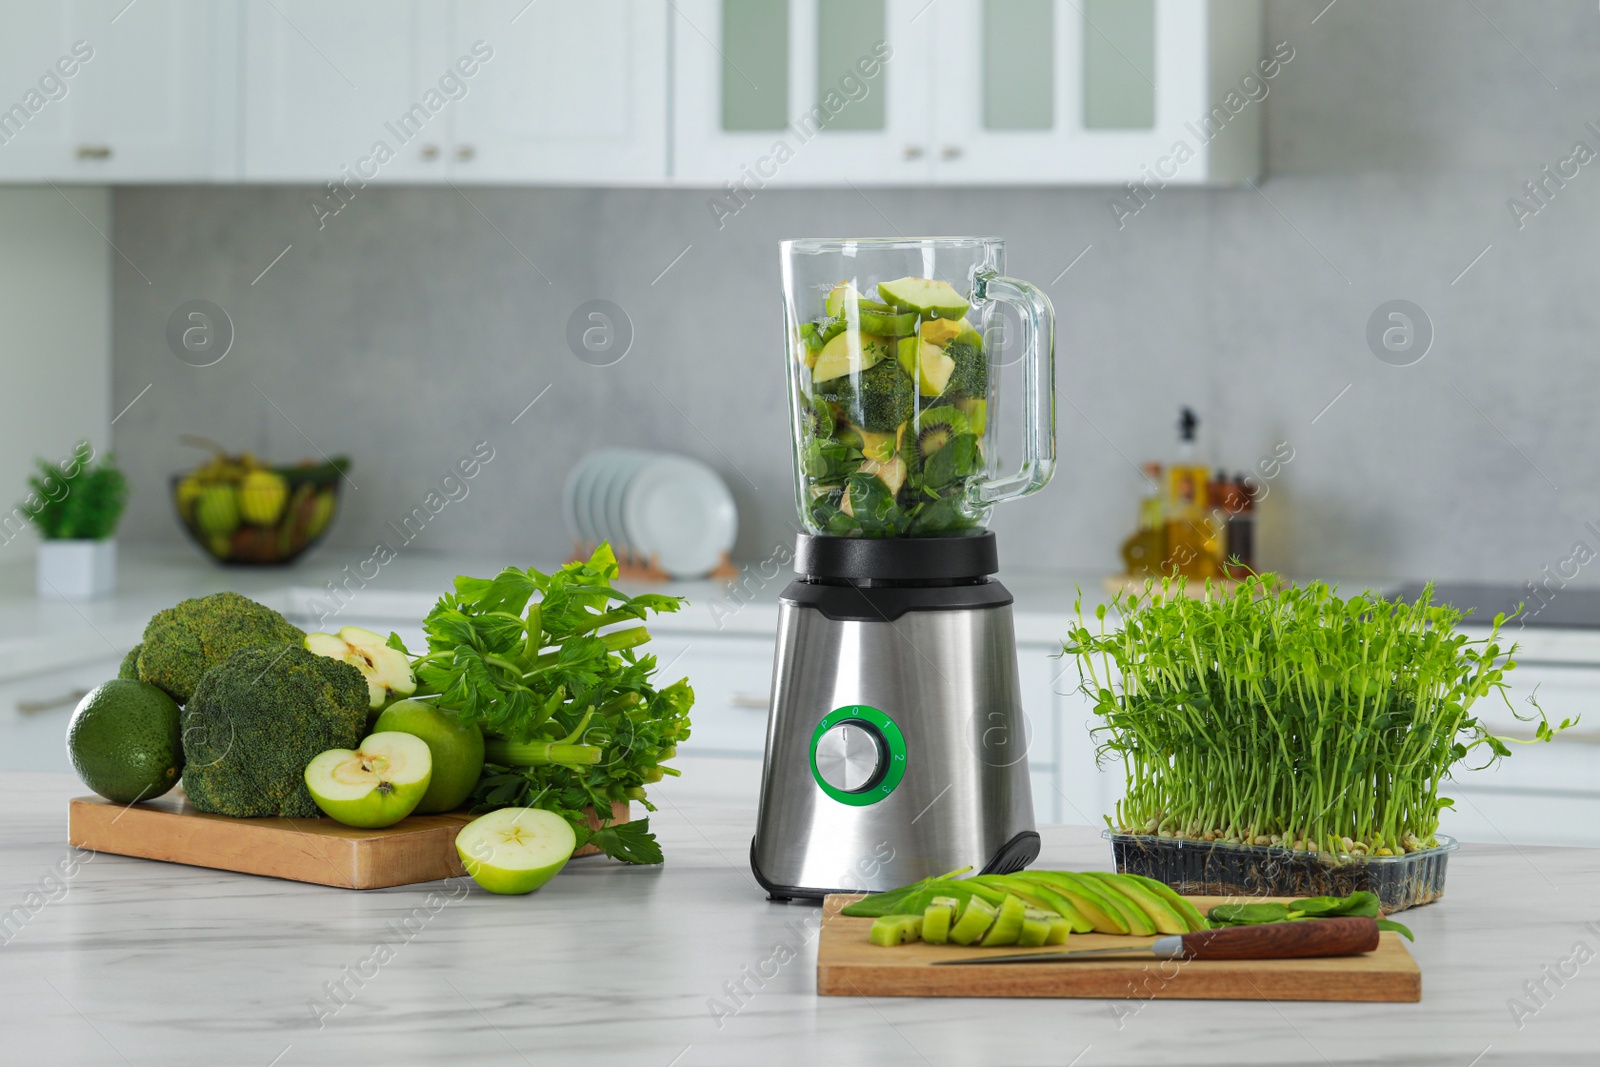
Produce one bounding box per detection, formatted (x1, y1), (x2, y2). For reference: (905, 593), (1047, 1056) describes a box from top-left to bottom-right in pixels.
(455, 807), (577, 895)
(304, 626), (417, 710)
(304, 732), (432, 828)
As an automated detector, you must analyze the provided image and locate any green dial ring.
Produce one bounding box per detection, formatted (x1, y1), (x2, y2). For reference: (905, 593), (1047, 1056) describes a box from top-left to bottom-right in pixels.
(809, 704), (907, 806)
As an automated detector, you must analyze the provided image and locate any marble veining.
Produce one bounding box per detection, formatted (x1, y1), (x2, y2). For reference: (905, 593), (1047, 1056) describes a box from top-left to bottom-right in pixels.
(2, 764), (1599, 1065)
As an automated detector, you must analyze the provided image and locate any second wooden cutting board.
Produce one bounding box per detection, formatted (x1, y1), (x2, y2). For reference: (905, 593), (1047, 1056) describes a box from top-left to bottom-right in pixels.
(817, 894), (1421, 1002)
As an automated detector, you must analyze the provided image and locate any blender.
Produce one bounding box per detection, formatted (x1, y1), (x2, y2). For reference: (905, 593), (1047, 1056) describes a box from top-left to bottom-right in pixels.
(751, 236), (1056, 899)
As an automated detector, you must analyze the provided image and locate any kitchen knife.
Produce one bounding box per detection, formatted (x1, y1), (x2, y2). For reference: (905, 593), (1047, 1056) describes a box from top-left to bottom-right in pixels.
(932, 916), (1380, 965)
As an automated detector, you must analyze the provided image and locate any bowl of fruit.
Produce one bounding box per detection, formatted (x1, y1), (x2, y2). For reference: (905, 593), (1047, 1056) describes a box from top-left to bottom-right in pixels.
(171, 439), (348, 565)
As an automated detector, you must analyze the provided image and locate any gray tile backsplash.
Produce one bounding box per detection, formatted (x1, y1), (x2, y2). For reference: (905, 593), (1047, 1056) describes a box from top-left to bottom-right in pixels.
(110, 1), (1600, 590)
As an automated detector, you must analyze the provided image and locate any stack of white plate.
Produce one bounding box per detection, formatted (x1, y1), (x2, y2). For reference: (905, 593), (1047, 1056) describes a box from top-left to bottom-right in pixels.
(562, 449), (738, 579)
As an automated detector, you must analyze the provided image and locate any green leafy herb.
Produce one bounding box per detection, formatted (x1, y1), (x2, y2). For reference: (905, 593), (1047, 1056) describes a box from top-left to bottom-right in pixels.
(20, 441), (126, 540)
(392, 545), (693, 863)
(1206, 891), (1414, 941)
(1066, 575), (1574, 856)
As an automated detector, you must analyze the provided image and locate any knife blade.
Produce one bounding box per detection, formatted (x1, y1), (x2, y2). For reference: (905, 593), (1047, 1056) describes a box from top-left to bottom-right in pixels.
(931, 916), (1380, 966)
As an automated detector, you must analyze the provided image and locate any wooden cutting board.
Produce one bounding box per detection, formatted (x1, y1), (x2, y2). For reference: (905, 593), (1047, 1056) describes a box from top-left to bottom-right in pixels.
(817, 894), (1421, 1002)
(68, 792), (628, 891)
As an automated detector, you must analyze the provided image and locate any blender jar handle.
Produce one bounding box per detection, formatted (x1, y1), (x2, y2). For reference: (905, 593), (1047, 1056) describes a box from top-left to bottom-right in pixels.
(972, 269), (1056, 505)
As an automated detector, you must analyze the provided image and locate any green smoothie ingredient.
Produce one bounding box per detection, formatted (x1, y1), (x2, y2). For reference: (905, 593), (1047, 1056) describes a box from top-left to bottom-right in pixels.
(1207, 890), (1415, 941)
(67, 680), (183, 804)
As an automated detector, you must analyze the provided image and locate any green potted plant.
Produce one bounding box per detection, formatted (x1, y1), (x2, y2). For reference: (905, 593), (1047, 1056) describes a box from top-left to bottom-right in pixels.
(21, 442), (127, 600)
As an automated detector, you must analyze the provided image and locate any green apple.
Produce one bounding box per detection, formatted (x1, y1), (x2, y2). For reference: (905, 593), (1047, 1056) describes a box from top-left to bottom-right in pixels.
(455, 808), (576, 895)
(304, 732), (432, 828)
(304, 626), (417, 710)
(372, 699), (485, 814)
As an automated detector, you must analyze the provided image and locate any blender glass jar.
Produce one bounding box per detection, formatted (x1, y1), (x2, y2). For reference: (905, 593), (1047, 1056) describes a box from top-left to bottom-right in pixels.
(780, 236), (1055, 537)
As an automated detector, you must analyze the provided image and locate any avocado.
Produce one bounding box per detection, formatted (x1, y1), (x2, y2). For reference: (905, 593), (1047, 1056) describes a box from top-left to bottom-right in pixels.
(1014, 871), (1130, 935)
(812, 330), (892, 384)
(67, 680), (184, 805)
(1082, 872), (1188, 935)
(1123, 872), (1210, 932)
(974, 873), (1093, 932)
(878, 276), (971, 320)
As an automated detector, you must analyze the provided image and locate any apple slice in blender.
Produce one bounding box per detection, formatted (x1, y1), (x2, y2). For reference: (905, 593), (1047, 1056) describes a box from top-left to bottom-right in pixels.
(304, 732), (433, 828)
(812, 331), (891, 384)
(895, 337), (956, 397)
(304, 626), (417, 709)
(878, 277), (971, 320)
(455, 807), (577, 895)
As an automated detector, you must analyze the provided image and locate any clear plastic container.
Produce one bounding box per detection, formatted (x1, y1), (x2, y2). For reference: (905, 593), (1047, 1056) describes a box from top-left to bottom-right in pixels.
(779, 237), (1055, 537)
(1104, 830), (1459, 914)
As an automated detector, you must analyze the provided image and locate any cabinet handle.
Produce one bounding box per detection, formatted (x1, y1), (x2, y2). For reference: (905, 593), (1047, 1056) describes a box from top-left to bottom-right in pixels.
(903, 144), (924, 160)
(76, 145), (112, 161)
(420, 144), (440, 161)
(17, 689), (89, 715)
(941, 145), (964, 161)
(456, 144), (476, 162)
(731, 693), (769, 711)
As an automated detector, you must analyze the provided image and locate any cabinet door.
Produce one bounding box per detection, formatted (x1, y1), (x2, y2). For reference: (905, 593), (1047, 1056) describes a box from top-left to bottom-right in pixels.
(649, 633), (777, 758)
(672, 0), (934, 186)
(1016, 645), (1059, 824)
(0, 654), (124, 774)
(242, 0), (452, 183)
(931, 0), (1260, 185)
(0, 0), (218, 181)
(449, 0), (668, 184)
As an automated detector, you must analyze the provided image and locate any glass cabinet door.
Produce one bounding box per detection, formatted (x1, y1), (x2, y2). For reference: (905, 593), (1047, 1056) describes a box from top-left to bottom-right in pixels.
(672, 0), (935, 185)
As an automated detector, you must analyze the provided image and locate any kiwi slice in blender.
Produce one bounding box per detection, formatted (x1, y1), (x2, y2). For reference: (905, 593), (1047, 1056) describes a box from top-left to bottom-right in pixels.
(979, 894), (1028, 947)
(868, 914), (924, 947)
(912, 405), (970, 461)
(921, 896), (959, 944)
(948, 896), (999, 945)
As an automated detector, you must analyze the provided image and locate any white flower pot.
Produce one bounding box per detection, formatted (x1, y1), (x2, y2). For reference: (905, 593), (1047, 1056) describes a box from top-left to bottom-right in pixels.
(37, 539), (116, 601)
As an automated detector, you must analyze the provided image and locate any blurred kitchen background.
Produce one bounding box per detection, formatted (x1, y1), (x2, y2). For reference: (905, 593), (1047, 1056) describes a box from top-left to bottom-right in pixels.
(2, 0), (1595, 584)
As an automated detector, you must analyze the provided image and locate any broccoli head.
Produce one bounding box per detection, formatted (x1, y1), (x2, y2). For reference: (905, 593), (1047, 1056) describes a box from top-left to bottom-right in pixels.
(181, 645), (368, 818)
(138, 591), (304, 704)
(944, 340), (988, 400)
(118, 643), (143, 681)
(853, 359), (915, 433)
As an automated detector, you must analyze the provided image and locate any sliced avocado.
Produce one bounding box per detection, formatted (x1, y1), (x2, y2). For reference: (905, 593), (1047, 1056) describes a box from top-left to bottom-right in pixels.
(1045, 916), (1072, 945)
(1013, 872), (1129, 935)
(894, 336), (956, 396)
(948, 896), (999, 945)
(975, 874), (1093, 933)
(1081, 872), (1187, 935)
(813, 331), (892, 384)
(980, 894), (1028, 946)
(1123, 873), (1210, 932)
(825, 280), (857, 318)
(878, 276), (971, 320)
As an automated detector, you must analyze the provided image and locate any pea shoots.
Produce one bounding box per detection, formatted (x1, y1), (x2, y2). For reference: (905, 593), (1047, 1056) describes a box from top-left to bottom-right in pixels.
(1066, 574), (1573, 857)
(391, 544), (693, 864)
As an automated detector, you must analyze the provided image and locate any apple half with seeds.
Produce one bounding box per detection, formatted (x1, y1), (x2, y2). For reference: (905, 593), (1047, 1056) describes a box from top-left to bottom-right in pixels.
(304, 732), (432, 828)
(304, 626), (417, 710)
(455, 807), (577, 895)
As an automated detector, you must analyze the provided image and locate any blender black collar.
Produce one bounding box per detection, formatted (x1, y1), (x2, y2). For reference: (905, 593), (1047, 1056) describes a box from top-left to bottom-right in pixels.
(794, 532), (999, 582)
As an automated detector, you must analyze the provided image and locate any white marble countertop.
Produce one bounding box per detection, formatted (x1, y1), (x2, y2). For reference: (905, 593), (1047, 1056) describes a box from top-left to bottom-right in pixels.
(3, 760), (1600, 1066)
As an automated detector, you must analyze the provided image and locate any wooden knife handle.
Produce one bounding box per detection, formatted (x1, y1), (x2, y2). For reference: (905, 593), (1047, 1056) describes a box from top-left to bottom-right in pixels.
(1181, 917), (1380, 960)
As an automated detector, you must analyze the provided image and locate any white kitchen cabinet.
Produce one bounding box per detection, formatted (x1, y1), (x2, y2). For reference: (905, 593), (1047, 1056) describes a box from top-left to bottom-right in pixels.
(672, 0), (934, 187)
(449, 0), (669, 184)
(672, 0), (1261, 188)
(0, 653), (124, 774)
(0, 0), (223, 182)
(651, 632), (776, 758)
(241, 0), (454, 183)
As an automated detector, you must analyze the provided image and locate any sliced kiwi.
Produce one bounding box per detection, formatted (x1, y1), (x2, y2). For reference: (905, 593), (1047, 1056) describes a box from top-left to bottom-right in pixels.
(921, 896), (959, 944)
(868, 914), (924, 947)
(1045, 916), (1073, 945)
(1016, 908), (1053, 948)
(913, 405), (971, 460)
(980, 894), (1028, 947)
(948, 896), (999, 945)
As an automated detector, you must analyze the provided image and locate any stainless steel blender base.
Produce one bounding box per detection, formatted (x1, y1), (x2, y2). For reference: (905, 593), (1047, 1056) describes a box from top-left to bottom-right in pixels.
(750, 587), (1039, 899)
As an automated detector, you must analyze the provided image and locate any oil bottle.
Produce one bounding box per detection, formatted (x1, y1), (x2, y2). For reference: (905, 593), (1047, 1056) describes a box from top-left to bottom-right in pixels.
(1120, 462), (1166, 576)
(1164, 408), (1218, 579)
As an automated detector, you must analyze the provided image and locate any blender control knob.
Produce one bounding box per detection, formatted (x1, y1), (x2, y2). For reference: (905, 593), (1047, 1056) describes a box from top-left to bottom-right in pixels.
(813, 721), (885, 794)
